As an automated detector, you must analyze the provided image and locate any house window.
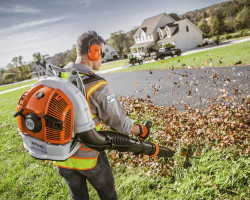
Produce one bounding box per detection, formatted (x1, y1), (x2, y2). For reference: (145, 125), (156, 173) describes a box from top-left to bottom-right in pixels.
(159, 31), (162, 39)
(186, 26), (189, 32)
(167, 28), (171, 37)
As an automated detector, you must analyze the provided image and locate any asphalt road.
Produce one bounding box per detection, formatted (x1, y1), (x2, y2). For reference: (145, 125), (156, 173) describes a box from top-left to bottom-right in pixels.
(102, 65), (250, 110)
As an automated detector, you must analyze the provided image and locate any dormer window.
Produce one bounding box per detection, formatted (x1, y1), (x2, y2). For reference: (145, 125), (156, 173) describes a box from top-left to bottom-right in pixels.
(159, 31), (163, 39)
(139, 30), (143, 37)
(166, 27), (171, 38)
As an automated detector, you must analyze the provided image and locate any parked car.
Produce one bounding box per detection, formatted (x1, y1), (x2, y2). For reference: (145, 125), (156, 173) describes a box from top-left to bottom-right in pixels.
(152, 47), (181, 60)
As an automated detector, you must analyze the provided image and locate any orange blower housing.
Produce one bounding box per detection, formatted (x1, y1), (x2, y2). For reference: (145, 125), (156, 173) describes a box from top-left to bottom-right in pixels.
(16, 85), (73, 145)
(15, 75), (95, 161)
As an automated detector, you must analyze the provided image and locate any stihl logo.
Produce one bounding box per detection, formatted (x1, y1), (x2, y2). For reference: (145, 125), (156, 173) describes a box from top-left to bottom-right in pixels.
(26, 119), (35, 130)
(32, 141), (44, 149)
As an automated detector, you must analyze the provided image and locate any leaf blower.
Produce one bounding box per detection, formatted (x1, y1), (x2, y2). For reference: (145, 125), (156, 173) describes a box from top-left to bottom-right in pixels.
(14, 64), (175, 161)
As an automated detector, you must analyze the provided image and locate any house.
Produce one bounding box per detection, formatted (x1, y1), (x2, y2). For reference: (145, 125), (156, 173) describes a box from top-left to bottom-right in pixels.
(130, 13), (203, 56)
(102, 44), (118, 62)
(31, 57), (57, 77)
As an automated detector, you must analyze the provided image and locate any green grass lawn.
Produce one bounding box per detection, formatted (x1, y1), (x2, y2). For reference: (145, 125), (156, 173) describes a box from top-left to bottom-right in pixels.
(0, 86), (249, 199)
(98, 59), (127, 71)
(0, 79), (37, 92)
(115, 40), (250, 73)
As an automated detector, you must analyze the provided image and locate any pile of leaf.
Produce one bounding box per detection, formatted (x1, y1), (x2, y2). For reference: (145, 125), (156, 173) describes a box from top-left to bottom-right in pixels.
(105, 95), (249, 173)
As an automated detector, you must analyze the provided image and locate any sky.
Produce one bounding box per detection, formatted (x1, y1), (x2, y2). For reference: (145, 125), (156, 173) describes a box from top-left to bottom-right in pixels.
(0, 0), (229, 68)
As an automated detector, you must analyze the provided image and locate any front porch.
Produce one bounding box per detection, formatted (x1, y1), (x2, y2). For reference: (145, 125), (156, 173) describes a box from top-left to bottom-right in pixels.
(130, 41), (155, 57)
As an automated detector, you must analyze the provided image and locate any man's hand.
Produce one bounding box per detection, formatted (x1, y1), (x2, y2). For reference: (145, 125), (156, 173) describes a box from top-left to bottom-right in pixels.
(137, 121), (152, 140)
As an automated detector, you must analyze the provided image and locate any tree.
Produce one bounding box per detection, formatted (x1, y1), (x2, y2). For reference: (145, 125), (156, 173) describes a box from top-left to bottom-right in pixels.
(3, 67), (20, 83)
(0, 68), (6, 85)
(198, 18), (211, 36)
(235, 6), (250, 30)
(32, 52), (42, 62)
(224, 17), (236, 33)
(124, 27), (137, 53)
(210, 14), (225, 36)
(56, 52), (68, 67)
(108, 30), (127, 56)
(6, 63), (14, 69)
(11, 56), (23, 68)
(66, 45), (77, 63)
(19, 64), (32, 80)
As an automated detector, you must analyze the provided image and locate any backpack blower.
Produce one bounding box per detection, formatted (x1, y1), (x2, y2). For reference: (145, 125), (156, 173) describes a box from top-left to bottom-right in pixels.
(14, 64), (174, 161)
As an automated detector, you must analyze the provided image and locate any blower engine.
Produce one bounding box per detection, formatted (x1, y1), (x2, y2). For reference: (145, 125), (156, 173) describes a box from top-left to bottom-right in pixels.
(15, 64), (174, 161)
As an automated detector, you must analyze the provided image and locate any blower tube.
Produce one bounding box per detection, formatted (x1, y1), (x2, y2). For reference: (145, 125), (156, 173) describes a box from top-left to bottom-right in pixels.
(77, 129), (175, 157)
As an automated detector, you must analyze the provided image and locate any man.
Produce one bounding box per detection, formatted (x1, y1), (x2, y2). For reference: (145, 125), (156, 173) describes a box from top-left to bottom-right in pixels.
(54, 31), (150, 200)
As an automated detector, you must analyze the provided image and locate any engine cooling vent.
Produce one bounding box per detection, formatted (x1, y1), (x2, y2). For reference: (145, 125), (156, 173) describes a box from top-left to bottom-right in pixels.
(44, 89), (73, 144)
(64, 108), (72, 140)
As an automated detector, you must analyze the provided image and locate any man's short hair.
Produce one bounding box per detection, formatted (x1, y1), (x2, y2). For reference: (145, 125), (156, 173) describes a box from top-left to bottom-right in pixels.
(76, 31), (105, 56)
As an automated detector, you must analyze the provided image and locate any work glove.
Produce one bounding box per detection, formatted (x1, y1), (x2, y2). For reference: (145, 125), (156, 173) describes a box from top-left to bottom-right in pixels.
(137, 121), (152, 140)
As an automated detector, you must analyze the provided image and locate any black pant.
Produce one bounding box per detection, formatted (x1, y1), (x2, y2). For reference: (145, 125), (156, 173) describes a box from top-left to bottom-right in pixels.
(57, 151), (117, 200)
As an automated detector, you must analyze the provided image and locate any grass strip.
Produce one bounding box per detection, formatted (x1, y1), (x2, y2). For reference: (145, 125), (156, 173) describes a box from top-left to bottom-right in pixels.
(98, 59), (127, 71)
(114, 40), (250, 73)
(0, 80), (37, 92)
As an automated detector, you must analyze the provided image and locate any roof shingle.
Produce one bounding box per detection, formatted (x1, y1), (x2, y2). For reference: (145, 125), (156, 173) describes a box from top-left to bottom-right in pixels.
(133, 13), (167, 37)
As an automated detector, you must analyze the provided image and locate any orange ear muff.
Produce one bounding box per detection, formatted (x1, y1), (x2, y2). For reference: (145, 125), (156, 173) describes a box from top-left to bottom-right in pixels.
(88, 44), (101, 61)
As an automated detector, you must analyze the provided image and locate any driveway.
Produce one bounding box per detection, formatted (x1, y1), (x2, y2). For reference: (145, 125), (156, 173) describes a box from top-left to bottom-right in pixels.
(102, 65), (250, 110)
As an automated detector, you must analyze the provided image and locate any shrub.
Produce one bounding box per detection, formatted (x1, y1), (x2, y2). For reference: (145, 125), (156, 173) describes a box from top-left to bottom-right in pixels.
(122, 54), (128, 59)
(214, 36), (220, 44)
(162, 43), (175, 48)
(240, 30), (250, 37)
(131, 48), (137, 53)
(225, 34), (232, 39)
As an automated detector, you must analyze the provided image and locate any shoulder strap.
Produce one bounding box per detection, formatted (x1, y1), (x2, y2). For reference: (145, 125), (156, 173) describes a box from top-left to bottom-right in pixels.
(70, 72), (106, 90)
(81, 72), (106, 84)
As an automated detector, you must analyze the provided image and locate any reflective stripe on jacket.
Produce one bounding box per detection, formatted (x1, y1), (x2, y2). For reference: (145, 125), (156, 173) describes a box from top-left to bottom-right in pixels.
(54, 79), (107, 170)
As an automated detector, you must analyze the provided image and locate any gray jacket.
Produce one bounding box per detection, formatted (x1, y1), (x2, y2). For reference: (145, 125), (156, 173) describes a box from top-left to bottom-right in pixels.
(69, 63), (133, 135)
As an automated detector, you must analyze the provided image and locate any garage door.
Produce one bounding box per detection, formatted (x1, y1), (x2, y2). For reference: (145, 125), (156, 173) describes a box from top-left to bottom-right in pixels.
(176, 38), (196, 51)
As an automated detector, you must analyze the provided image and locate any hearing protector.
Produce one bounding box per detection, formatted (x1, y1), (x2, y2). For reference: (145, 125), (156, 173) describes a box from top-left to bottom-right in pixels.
(88, 31), (102, 61)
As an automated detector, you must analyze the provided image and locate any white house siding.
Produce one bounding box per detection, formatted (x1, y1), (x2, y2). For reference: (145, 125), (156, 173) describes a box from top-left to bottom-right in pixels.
(175, 20), (203, 51)
(136, 30), (147, 44)
(103, 45), (118, 62)
(169, 27), (176, 37)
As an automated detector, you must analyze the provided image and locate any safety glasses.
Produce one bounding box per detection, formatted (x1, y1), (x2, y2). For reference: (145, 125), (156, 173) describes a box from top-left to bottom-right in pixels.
(101, 52), (106, 58)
